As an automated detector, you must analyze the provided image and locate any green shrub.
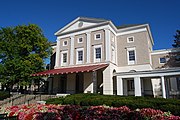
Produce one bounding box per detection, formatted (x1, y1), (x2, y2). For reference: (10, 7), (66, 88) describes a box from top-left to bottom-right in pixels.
(0, 91), (10, 100)
(46, 97), (64, 105)
(45, 93), (180, 115)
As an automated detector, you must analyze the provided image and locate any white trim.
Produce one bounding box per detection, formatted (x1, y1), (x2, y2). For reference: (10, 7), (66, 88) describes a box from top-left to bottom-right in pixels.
(77, 37), (83, 43)
(161, 76), (166, 98)
(63, 40), (68, 46)
(127, 36), (134, 43)
(86, 32), (91, 63)
(61, 50), (68, 66)
(115, 36), (118, 64)
(111, 46), (115, 63)
(70, 36), (74, 65)
(127, 47), (136, 65)
(94, 33), (101, 40)
(151, 48), (180, 55)
(55, 39), (60, 68)
(58, 25), (109, 39)
(105, 29), (111, 61)
(55, 17), (108, 35)
(134, 77), (142, 96)
(117, 28), (147, 36)
(93, 45), (102, 63)
(76, 48), (84, 64)
(117, 76), (123, 95)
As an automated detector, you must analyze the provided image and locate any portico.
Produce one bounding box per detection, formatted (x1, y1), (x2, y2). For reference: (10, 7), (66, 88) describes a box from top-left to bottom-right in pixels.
(115, 68), (180, 98)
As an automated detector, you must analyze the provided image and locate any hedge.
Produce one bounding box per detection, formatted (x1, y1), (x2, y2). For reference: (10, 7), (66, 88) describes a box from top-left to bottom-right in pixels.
(46, 93), (180, 116)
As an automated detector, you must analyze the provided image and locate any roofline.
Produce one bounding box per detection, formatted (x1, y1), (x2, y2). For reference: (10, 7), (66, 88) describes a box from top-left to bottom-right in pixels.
(116, 24), (154, 45)
(115, 67), (180, 77)
(55, 17), (109, 36)
(57, 21), (110, 36)
(54, 17), (154, 46)
(151, 48), (180, 55)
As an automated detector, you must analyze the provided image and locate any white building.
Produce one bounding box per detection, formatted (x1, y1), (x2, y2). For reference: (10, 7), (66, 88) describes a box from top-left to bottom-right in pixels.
(33, 17), (180, 98)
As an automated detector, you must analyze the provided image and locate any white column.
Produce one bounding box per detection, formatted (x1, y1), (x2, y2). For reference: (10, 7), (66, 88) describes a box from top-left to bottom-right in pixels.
(117, 76), (123, 95)
(161, 76), (166, 98)
(70, 36), (74, 65)
(92, 71), (97, 93)
(134, 77), (142, 96)
(104, 29), (111, 62)
(55, 39), (60, 68)
(86, 32), (91, 63)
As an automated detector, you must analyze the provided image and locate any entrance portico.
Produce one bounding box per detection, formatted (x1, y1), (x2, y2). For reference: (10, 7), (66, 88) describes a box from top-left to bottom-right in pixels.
(115, 68), (180, 98)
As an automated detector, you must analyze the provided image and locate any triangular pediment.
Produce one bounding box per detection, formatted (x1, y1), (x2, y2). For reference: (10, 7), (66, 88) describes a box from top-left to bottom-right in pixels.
(55, 17), (108, 35)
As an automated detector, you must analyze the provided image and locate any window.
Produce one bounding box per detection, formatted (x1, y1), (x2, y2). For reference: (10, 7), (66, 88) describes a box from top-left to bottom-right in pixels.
(129, 50), (135, 61)
(94, 45), (102, 62)
(63, 53), (67, 63)
(95, 48), (101, 59)
(127, 47), (136, 65)
(94, 33), (101, 40)
(63, 40), (68, 46)
(128, 80), (134, 90)
(78, 51), (83, 61)
(76, 48), (84, 64)
(127, 36), (134, 43)
(159, 57), (166, 64)
(78, 37), (83, 43)
(61, 51), (68, 66)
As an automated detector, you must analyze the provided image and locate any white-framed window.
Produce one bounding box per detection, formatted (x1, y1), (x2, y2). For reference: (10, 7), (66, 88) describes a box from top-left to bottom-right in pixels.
(61, 51), (68, 66)
(94, 33), (101, 40)
(76, 48), (84, 64)
(63, 40), (68, 46)
(78, 37), (83, 43)
(127, 47), (136, 65)
(128, 80), (134, 90)
(94, 45), (102, 62)
(127, 36), (134, 43)
(159, 57), (166, 64)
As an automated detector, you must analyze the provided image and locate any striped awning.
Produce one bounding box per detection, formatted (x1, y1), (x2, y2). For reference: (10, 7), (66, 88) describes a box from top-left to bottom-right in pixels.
(31, 63), (108, 76)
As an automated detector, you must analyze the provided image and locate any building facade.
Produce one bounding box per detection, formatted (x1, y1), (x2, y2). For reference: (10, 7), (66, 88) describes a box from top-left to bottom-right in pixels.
(33, 17), (180, 98)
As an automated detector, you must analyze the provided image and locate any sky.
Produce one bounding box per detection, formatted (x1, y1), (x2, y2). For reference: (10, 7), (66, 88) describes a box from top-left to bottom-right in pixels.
(0, 0), (179, 50)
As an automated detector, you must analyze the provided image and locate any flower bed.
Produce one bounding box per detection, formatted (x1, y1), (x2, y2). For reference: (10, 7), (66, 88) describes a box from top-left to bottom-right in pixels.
(0, 104), (180, 120)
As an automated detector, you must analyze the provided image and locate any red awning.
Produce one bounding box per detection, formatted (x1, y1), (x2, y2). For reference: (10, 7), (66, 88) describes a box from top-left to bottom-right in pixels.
(31, 63), (108, 76)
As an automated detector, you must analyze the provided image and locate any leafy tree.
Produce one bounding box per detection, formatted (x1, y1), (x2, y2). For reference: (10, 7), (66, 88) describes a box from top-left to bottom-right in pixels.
(0, 24), (51, 91)
(172, 30), (180, 48)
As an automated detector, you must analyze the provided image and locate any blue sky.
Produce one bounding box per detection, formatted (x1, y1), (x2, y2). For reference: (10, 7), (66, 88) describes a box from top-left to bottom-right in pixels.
(0, 0), (179, 50)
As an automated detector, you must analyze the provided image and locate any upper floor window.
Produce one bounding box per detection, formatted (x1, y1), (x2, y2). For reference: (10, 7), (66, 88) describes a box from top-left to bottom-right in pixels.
(95, 48), (101, 59)
(94, 45), (102, 62)
(63, 40), (68, 46)
(78, 37), (83, 43)
(129, 50), (135, 61)
(63, 53), (67, 63)
(159, 57), (166, 64)
(127, 47), (136, 65)
(94, 33), (101, 40)
(127, 36), (134, 43)
(76, 48), (84, 64)
(61, 51), (68, 66)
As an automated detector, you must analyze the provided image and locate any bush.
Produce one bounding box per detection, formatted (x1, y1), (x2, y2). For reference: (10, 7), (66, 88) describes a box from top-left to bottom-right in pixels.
(46, 93), (180, 115)
(0, 91), (10, 100)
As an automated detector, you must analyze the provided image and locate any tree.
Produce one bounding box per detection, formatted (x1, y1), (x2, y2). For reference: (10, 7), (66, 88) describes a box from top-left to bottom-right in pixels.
(172, 30), (180, 48)
(0, 24), (51, 91)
